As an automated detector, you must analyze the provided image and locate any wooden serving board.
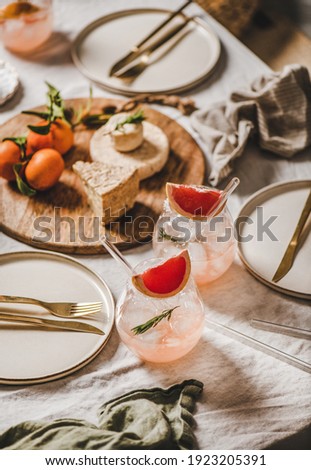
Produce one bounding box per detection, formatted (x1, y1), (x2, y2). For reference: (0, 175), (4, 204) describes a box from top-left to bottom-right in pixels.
(0, 98), (205, 254)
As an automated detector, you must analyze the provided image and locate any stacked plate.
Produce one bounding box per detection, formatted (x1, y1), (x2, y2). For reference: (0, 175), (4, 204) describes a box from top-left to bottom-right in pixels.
(72, 8), (221, 95)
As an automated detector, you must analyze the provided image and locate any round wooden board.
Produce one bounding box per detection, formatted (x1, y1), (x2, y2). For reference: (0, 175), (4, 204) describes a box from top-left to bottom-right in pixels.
(0, 98), (205, 254)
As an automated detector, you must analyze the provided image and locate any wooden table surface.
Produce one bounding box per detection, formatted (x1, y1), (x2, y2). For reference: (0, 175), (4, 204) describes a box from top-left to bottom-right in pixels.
(241, 7), (311, 73)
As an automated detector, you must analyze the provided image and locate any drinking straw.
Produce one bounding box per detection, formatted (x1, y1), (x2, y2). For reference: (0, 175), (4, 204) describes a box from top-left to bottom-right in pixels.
(208, 177), (240, 218)
(101, 235), (172, 311)
(101, 235), (135, 276)
(251, 318), (311, 341)
(206, 318), (311, 374)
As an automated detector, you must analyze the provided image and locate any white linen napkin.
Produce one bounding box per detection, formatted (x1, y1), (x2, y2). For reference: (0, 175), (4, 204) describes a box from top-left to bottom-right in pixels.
(191, 64), (311, 186)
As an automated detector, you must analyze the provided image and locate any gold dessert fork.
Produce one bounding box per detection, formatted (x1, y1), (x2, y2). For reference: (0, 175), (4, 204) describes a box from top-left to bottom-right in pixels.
(0, 295), (102, 318)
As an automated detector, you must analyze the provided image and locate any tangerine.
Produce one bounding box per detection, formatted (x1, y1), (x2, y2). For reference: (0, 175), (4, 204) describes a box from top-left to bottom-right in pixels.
(25, 148), (64, 191)
(0, 140), (21, 181)
(27, 118), (74, 155)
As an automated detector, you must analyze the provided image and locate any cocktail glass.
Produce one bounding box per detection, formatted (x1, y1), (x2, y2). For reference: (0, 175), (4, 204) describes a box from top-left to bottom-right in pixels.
(0, 0), (53, 53)
(153, 178), (239, 286)
(100, 236), (205, 363)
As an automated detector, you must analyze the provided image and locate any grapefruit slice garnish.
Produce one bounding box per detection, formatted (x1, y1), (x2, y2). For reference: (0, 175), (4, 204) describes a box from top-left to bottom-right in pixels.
(132, 250), (191, 298)
(166, 183), (223, 220)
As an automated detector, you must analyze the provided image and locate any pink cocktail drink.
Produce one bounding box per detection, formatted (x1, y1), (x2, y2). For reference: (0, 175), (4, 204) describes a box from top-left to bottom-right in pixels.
(153, 183), (237, 285)
(116, 255), (205, 363)
(0, 1), (52, 52)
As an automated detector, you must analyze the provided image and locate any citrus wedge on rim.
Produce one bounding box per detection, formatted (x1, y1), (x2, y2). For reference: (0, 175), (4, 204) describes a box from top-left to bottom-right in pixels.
(166, 182), (223, 220)
(132, 250), (191, 298)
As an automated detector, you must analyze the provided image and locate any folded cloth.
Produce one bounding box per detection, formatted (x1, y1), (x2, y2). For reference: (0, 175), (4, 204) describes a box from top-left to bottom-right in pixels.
(0, 380), (203, 450)
(191, 64), (311, 186)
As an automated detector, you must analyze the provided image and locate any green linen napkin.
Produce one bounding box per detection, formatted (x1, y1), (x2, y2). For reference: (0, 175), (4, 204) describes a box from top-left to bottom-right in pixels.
(0, 380), (203, 450)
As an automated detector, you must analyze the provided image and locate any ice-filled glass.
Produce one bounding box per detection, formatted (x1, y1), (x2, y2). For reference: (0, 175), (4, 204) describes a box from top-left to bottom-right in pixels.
(116, 257), (205, 363)
(153, 192), (236, 286)
(0, 0), (53, 53)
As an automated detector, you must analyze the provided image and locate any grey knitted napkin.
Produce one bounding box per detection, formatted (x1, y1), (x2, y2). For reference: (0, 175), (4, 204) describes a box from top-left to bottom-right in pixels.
(191, 64), (311, 186)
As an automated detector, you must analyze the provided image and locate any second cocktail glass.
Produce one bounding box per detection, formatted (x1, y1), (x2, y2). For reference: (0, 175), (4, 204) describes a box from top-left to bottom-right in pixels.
(153, 178), (239, 286)
(0, 0), (53, 53)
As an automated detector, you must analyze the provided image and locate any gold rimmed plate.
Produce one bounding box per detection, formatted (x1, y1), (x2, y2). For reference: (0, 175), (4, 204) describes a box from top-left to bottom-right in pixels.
(71, 8), (221, 95)
(0, 251), (114, 385)
(237, 180), (311, 300)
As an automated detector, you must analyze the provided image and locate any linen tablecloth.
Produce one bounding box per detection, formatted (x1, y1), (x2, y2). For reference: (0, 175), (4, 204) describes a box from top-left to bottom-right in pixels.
(0, 0), (310, 450)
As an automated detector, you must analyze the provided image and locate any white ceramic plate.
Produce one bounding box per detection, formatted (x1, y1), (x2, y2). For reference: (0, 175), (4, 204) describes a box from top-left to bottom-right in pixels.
(0, 60), (19, 106)
(237, 180), (311, 300)
(71, 8), (221, 95)
(0, 251), (114, 385)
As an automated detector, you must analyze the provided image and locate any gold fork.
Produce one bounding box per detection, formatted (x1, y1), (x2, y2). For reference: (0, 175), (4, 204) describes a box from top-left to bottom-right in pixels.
(115, 18), (191, 81)
(0, 295), (102, 318)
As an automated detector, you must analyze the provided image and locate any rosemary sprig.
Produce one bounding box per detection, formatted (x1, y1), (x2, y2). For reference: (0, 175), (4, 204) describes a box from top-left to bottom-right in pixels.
(115, 109), (145, 131)
(158, 227), (183, 244)
(131, 306), (179, 336)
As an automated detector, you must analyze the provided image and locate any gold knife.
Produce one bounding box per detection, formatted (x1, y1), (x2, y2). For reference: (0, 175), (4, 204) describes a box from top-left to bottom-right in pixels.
(272, 188), (311, 283)
(115, 19), (191, 80)
(109, 0), (193, 76)
(0, 312), (105, 335)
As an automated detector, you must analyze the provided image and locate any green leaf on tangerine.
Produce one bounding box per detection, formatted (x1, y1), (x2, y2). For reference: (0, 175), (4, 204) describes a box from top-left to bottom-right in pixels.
(13, 164), (36, 197)
(28, 123), (51, 135)
(21, 110), (50, 119)
(45, 81), (60, 97)
(3, 136), (27, 147)
(3, 136), (28, 161)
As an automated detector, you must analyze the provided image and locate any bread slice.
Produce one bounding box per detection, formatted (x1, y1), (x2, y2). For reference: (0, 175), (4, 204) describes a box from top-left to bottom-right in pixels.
(73, 161), (139, 225)
(90, 121), (169, 181)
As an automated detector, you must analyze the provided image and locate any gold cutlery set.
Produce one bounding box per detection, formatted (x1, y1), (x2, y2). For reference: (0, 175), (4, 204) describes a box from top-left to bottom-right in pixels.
(0, 295), (104, 335)
(109, 0), (193, 80)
